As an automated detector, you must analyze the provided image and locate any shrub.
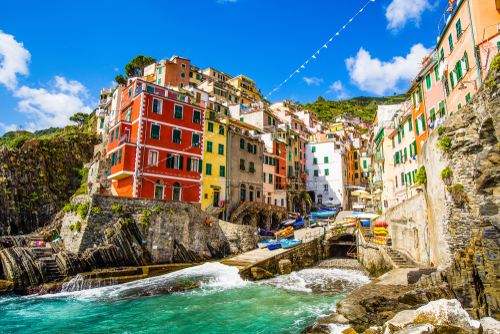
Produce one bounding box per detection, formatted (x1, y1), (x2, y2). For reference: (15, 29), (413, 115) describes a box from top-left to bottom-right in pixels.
(77, 203), (89, 219)
(140, 217), (150, 226)
(168, 208), (176, 214)
(92, 207), (101, 214)
(154, 206), (161, 214)
(9, 135), (29, 149)
(123, 217), (134, 225)
(3, 164), (7, 169)
(143, 209), (151, 217)
(438, 136), (452, 151)
(447, 183), (467, 205)
(184, 208), (189, 213)
(112, 204), (123, 214)
(440, 167), (453, 179)
(415, 166), (427, 185)
(437, 127), (445, 136)
(63, 204), (78, 212)
(68, 224), (75, 231)
(74, 221), (82, 232)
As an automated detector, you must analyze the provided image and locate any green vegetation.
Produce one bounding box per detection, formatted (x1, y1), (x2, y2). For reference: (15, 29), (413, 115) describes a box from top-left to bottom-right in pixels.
(112, 204), (123, 214)
(438, 127), (445, 136)
(63, 204), (78, 212)
(123, 217), (134, 225)
(73, 167), (89, 195)
(302, 94), (408, 123)
(140, 217), (150, 227)
(77, 203), (89, 219)
(447, 184), (467, 205)
(438, 135), (452, 151)
(440, 167), (453, 179)
(115, 74), (127, 85)
(485, 54), (500, 89)
(168, 208), (176, 214)
(184, 208), (189, 213)
(143, 209), (151, 217)
(415, 166), (427, 185)
(154, 206), (161, 214)
(74, 221), (82, 232)
(92, 207), (101, 214)
(69, 112), (90, 127)
(300, 191), (311, 202)
(125, 55), (156, 77)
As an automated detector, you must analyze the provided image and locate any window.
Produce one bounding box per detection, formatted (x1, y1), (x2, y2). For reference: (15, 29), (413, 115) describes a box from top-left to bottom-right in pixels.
(182, 63), (186, 68)
(167, 154), (183, 170)
(118, 149), (122, 164)
(250, 162), (255, 173)
(187, 158), (199, 172)
(253, 144), (257, 154)
(465, 93), (471, 103)
(434, 65), (440, 83)
(155, 180), (164, 200)
(463, 51), (469, 71)
(458, 103), (462, 110)
(174, 105), (183, 119)
(392, 137), (395, 148)
(324, 157), (329, 163)
(395, 175), (398, 188)
(355, 162), (358, 170)
(440, 48), (445, 61)
(158, 78), (161, 85)
(355, 173), (359, 179)
(240, 159), (245, 170)
(288, 166), (293, 176)
(289, 151), (292, 161)
(363, 160), (367, 168)
(100, 118), (104, 129)
(219, 126), (224, 135)
(192, 133), (200, 148)
(409, 118), (413, 131)
(240, 138), (245, 149)
(325, 169), (329, 176)
(208, 122), (214, 132)
(313, 158), (318, 164)
(425, 73), (431, 90)
(152, 99), (162, 114)
(206, 163), (212, 175)
(207, 141), (213, 153)
(415, 117), (419, 135)
(240, 117), (244, 121)
(193, 110), (201, 124)
(173, 129), (181, 143)
(456, 19), (462, 39)
(449, 33), (453, 52)
(314, 170), (318, 177)
(324, 184), (328, 191)
(312, 146), (316, 153)
(196, 74), (200, 80)
(110, 129), (114, 143)
(218, 144), (224, 155)
(128, 87), (132, 98)
(125, 108), (131, 122)
(189, 72), (193, 78)
(159, 68), (162, 74)
(455, 60), (463, 82)
(148, 150), (158, 166)
(220, 166), (225, 177)
(115, 127), (119, 140)
(151, 124), (160, 139)
(273, 119), (276, 126)
(354, 151), (358, 159)
(328, 134), (334, 139)
(269, 174), (273, 183)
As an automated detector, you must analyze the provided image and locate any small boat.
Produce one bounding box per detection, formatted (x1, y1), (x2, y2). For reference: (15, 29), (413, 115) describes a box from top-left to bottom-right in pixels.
(267, 241), (282, 250)
(281, 238), (302, 249)
(288, 212), (300, 219)
(259, 229), (275, 236)
(258, 239), (277, 248)
(281, 219), (296, 227)
(374, 221), (388, 227)
(292, 221), (304, 230)
(360, 220), (371, 227)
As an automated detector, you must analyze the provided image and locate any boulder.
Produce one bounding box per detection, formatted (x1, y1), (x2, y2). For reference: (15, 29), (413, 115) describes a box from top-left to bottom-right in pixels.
(479, 317), (500, 334)
(278, 259), (292, 275)
(0, 280), (14, 295)
(413, 299), (478, 334)
(394, 324), (435, 334)
(384, 310), (416, 332)
(251, 267), (274, 280)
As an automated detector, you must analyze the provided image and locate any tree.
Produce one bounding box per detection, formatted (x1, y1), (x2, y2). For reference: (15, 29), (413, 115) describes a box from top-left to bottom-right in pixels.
(125, 55), (156, 77)
(317, 96), (325, 102)
(69, 112), (89, 127)
(115, 74), (127, 85)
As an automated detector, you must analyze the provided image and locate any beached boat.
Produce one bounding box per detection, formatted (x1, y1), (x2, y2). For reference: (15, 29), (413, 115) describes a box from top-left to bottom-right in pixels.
(258, 239), (276, 248)
(292, 221), (304, 230)
(281, 238), (302, 249)
(259, 229), (275, 236)
(281, 219), (296, 227)
(360, 220), (371, 227)
(267, 241), (282, 250)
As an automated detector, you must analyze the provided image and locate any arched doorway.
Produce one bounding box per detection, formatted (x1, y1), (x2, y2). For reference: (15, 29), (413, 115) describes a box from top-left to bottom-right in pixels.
(249, 186), (254, 202)
(155, 180), (164, 200)
(307, 191), (315, 203)
(173, 182), (181, 201)
(241, 184), (246, 202)
(270, 213), (281, 230)
(258, 214), (268, 229)
(241, 214), (253, 226)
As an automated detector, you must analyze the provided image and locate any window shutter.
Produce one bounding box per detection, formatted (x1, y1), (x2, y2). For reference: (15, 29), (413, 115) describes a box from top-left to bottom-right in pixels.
(187, 158), (191, 171)
(413, 141), (417, 155)
(421, 114), (426, 131)
(198, 159), (203, 173)
(240, 138), (245, 149)
(464, 51), (469, 70)
(179, 156), (184, 170)
(253, 144), (257, 154)
(410, 144), (413, 157)
(450, 72), (455, 88)
(167, 154), (172, 168)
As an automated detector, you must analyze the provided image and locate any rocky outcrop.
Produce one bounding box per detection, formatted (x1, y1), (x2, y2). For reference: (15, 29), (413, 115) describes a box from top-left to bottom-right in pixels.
(0, 133), (97, 236)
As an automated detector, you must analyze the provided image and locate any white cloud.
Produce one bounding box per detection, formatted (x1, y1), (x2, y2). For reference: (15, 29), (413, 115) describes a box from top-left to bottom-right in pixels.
(218, 0), (237, 2)
(345, 44), (431, 95)
(303, 77), (323, 86)
(0, 31), (93, 131)
(0, 30), (31, 90)
(386, 0), (434, 31)
(114, 67), (119, 72)
(0, 122), (18, 133)
(326, 80), (350, 100)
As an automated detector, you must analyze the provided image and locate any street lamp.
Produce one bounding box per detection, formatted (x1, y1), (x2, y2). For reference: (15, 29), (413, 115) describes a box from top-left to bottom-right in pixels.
(458, 80), (477, 91)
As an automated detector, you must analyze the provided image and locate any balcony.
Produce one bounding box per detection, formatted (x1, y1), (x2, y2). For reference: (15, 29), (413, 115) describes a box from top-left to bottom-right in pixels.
(118, 134), (137, 146)
(366, 165), (374, 172)
(99, 98), (110, 106)
(96, 109), (106, 118)
(366, 150), (374, 157)
(375, 152), (385, 162)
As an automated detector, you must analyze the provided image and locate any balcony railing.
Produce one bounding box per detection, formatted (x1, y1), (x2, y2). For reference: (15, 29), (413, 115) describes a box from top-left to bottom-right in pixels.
(375, 152), (385, 162)
(99, 98), (110, 106)
(118, 134), (137, 146)
(96, 109), (106, 117)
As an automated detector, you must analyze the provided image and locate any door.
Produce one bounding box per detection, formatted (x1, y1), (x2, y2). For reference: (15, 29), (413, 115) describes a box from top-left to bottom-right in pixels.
(213, 191), (220, 206)
(154, 186), (163, 200)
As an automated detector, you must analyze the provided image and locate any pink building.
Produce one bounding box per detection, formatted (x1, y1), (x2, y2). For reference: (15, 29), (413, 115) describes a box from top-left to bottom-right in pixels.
(421, 52), (447, 131)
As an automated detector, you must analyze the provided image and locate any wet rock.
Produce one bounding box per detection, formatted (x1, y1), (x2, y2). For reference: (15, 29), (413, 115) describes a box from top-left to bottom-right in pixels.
(0, 280), (14, 295)
(413, 299), (478, 334)
(479, 317), (500, 334)
(251, 267), (274, 280)
(278, 259), (292, 275)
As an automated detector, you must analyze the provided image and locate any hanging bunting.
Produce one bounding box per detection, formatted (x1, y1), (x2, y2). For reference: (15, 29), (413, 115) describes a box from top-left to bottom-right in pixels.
(265, 0), (375, 98)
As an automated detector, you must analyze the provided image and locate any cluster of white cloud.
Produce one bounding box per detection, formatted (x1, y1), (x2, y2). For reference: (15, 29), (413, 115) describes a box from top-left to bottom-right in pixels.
(0, 30), (92, 133)
(385, 0), (435, 31)
(303, 77), (324, 86)
(345, 43), (431, 96)
(326, 80), (350, 100)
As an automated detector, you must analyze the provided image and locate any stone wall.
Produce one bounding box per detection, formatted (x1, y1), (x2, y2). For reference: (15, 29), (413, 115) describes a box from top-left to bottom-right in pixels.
(218, 220), (262, 253)
(87, 159), (111, 195)
(0, 133), (97, 236)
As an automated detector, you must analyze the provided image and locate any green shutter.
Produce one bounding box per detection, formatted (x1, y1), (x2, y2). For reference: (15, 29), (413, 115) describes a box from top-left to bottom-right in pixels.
(401, 172), (405, 185)
(426, 74), (431, 90)
(219, 144), (224, 155)
(410, 144), (413, 157)
(220, 166), (225, 177)
(409, 118), (413, 131)
(187, 157), (191, 171)
(253, 144), (257, 154)
(398, 131), (401, 143)
(179, 156), (183, 170)
(434, 65), (440, 82)
(464, 51), (469, 70)
(450, 72), (455, 88)
(207, 141), (212, 153)
(240, 138), (245, 149)
(396, 151), (400, 164)
(206, 163), (212, 175)
(199, 159), (203, 173)
(449, 33), (453, 52)
(421, 114), (426, 130)
(167, 154), (172, 168)
(413, 141), (417, 155)
(392, 137), (395, 148)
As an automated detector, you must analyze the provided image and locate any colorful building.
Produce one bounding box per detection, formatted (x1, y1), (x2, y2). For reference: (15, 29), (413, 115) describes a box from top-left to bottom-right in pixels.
(106, 79), (205, 206)
(143, 56), (191, 89)
(227, 75), (261, 102)
(420, 52), (447, 132)
(407, 80), (428, 154)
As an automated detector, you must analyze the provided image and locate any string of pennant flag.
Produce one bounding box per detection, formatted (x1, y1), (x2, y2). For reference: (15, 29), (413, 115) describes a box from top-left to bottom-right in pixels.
(266, 0), (376, 98)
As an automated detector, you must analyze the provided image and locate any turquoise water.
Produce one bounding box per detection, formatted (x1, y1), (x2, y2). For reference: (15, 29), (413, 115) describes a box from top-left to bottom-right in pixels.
(0, 263), (370, 334)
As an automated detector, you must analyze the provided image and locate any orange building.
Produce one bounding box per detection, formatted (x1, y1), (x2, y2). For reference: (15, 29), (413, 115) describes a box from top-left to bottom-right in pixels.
(143, 56), (191, 89)
(107, 79), (205, 205)
(407, 79), (428, 154)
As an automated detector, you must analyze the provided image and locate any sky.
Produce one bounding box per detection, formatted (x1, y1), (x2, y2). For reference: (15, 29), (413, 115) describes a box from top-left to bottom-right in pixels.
(0, 0), (447, 135)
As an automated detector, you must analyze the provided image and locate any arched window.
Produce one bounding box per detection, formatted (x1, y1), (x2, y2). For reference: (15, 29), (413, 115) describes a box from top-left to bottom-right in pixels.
(173, 182), (181, 201)
(249, 186), (254, 202)
(241, 184), (246, 202)
(154, 180), (164, 200)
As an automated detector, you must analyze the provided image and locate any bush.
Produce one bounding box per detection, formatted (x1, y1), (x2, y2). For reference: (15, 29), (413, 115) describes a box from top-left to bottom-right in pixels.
(68, 224), (75, 231)
(447, 183), (467, 205)
(415, 166), (427, 185)
(78, 203), (89, 219)
(63, 204), (78, 212)
(440, 167), (453, 179)
(74, 221), (82, 232)
(140, 217), (150, 226)
(437, 127), (445, 136)
(9, 135), (29, 149)
(438, 135), (452, 150)
(123, 217), (134, 225)
(168, 208), (176, 214)
(143, 209), (151, 217)
(112, 204), (123, 214)
(154, 206), (161, 214)
(92, 207), (101, 214)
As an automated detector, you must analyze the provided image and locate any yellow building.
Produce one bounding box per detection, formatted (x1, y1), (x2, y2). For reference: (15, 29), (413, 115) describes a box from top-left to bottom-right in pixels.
(227, 75), (261, 101)
(189, 65), (202, 87)
(201, 108), (228, 216)
(202, 67), (233, 82)
(329, 123), (344, 132)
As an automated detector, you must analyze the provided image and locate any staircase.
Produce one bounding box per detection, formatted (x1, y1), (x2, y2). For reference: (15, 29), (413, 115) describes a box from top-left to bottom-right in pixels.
(362, 226), (372, 238)
(32, 244), (65, 282)
(386, 248), (414, 268)
(29, 234), (44, 243)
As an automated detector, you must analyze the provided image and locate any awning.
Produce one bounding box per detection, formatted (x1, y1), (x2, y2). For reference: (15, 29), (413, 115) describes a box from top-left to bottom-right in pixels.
(353, 204), (365, 209)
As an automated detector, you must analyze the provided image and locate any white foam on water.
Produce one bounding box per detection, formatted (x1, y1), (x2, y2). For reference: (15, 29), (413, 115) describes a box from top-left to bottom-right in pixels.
(260, 271), (313, 293)
(328, 324), (351, 334)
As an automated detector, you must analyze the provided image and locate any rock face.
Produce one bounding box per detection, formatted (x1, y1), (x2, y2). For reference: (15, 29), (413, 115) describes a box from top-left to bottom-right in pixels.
(0, 279), (14, 295)
(278, 259), (292, 275)
(0, 133), (97, 236)
(479, 317), (500, 334)
(251, 267), (274, 280)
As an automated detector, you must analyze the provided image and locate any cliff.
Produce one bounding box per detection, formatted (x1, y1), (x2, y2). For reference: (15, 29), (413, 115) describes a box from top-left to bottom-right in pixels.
(0, 132), (97, 236)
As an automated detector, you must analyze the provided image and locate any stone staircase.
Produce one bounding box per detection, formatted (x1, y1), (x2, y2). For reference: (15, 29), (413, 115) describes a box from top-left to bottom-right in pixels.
(386, 248), (414, 268)
(362, 226), (372, 238)
(32, 245), (65, 282)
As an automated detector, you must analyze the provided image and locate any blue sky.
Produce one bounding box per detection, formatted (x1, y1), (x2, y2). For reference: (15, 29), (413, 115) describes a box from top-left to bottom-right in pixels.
(0, 0), (446, 135)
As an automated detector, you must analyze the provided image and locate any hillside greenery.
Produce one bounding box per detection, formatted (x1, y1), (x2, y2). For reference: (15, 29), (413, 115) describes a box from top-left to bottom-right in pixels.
(301, 94), (409, 124)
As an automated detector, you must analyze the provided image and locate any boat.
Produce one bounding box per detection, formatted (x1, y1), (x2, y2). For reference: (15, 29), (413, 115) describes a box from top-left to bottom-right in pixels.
(360, 220), (371, 227)
(259, 229), (275, 236)
(288, 212), (300, 219)
(281, 238), (302, 249)
(281, 219), (296, 227)
(258, 239), (277, 248)
(311, 211), (337, 217)
(292, 221), (304, 230)
(374, 221), (388, 227)
(267, 241), (282, 250)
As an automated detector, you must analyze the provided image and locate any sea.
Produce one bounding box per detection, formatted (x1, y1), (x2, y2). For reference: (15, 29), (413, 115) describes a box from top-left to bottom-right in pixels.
(0, 263), (370, 334)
